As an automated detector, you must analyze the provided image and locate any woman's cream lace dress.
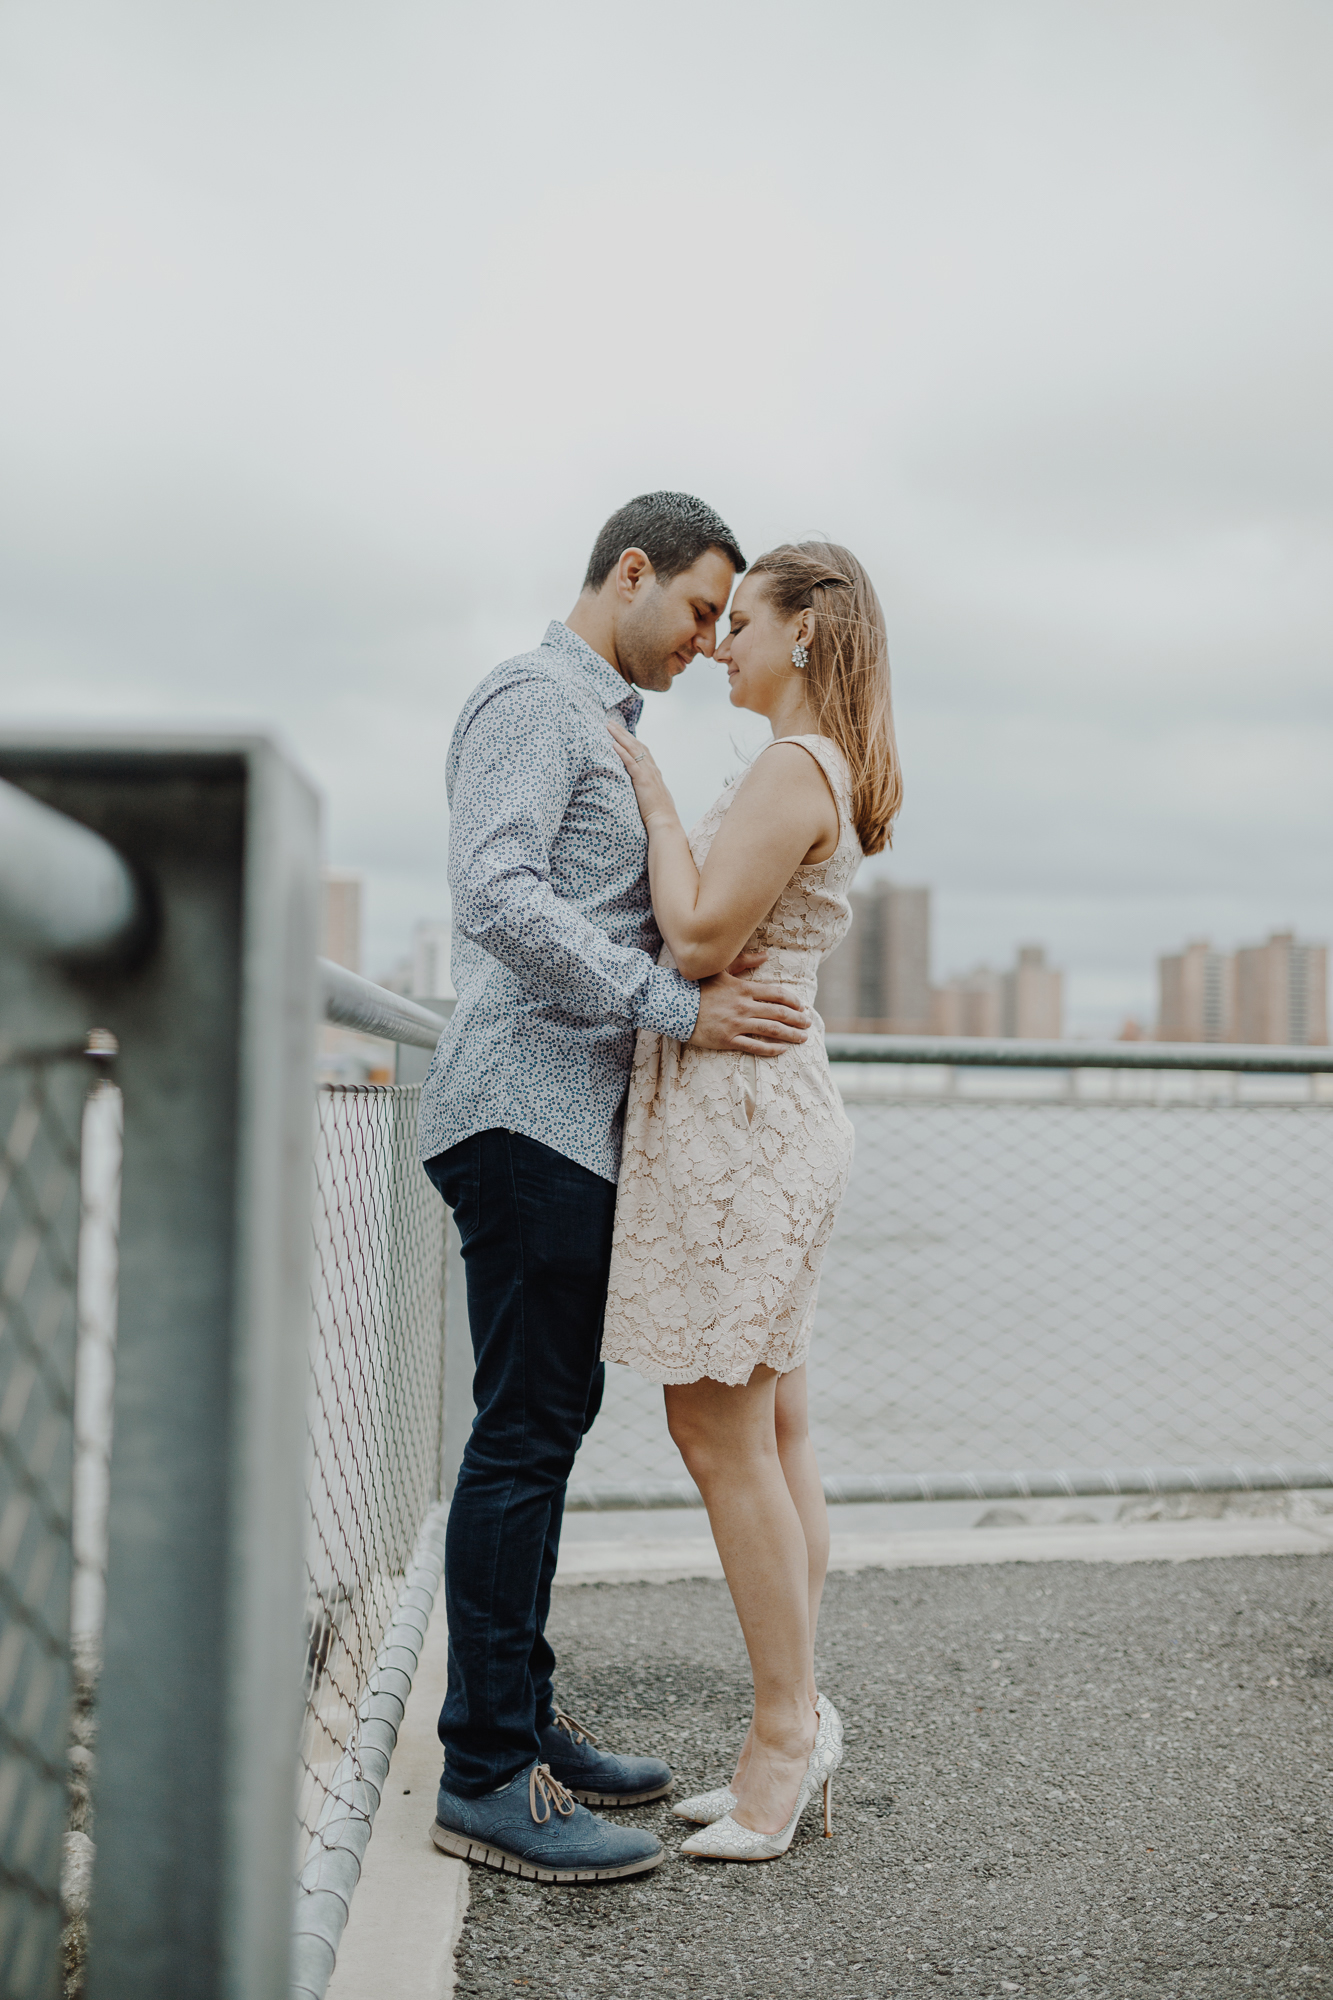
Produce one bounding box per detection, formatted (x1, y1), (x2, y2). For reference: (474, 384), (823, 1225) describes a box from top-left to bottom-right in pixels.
(601, 735), (862, 1387)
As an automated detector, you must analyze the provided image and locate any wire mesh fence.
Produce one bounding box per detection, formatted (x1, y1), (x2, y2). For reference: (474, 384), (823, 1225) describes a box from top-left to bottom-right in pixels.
(0, 1043), (97, 2000)
(4, 1061), (450, 1998)
(298, 1083), (446, 1888)
(573, 1054), (1333, 1503)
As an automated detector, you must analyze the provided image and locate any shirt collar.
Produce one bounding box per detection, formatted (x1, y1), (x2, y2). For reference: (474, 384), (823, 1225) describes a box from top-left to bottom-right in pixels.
(544, 620), (644, 730)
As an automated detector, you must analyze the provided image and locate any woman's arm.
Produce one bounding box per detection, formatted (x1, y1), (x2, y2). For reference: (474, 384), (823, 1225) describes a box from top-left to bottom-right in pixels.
(607, 721), (839, 981)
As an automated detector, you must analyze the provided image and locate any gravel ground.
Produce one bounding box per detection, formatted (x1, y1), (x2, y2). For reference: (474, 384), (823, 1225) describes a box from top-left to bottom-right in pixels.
(452, 1555), (1333, 2000)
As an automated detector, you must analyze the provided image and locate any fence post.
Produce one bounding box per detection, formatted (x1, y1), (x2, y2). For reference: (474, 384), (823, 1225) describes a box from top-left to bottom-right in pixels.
(0, 737), (319, 2000)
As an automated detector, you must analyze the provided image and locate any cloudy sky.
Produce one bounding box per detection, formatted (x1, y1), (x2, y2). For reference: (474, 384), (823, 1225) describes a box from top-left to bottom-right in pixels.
(1, 0), (1329, 1031)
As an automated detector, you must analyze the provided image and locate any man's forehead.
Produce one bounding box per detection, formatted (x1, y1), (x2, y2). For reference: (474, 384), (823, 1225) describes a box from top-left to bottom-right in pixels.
(674, 547), (738, 616)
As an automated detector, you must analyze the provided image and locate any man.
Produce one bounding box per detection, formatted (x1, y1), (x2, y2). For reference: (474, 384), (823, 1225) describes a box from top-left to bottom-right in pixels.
(420, 491), (811, 1881)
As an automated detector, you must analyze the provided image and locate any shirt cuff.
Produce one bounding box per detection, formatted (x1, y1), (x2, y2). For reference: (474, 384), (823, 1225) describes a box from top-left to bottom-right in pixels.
(636, 965), (701, 1043)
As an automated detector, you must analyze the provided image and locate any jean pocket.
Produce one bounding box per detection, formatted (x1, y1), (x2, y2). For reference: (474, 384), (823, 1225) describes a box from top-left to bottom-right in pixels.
(424, 1137), (480, 1239)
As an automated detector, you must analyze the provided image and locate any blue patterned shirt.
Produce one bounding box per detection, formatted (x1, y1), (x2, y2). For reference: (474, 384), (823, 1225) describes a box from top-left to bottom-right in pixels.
(417, 621), (702, 1182)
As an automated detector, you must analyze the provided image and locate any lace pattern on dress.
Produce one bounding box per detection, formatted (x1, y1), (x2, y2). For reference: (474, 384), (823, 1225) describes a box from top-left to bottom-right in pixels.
(602, 735), (862, 1387)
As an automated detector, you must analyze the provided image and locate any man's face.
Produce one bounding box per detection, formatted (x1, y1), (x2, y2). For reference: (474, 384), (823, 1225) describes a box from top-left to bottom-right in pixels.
(616, 549), (736, 693)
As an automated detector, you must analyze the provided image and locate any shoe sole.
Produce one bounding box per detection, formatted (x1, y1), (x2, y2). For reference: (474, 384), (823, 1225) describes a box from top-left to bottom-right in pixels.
(430, 1820), (665, 1883)
(565, 1780), (673, 1807)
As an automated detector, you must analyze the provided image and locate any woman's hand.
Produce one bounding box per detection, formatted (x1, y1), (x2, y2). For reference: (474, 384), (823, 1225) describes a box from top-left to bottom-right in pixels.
(607, 718), (679, 832)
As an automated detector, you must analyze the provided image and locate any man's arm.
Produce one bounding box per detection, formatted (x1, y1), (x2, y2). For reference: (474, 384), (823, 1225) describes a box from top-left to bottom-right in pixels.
(449, 679), (701, 1039)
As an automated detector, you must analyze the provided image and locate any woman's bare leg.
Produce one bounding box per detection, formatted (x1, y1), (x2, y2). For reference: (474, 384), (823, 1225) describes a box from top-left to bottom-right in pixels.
(774, 1365), (829, 1702)
(666, 1367), (817, 1834)
(725, 1365), (827, 1786)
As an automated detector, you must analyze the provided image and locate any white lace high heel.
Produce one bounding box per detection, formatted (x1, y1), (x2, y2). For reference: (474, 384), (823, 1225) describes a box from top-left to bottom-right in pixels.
(679, 1725), (832, 1862)
(672, 1693), (843, 1826)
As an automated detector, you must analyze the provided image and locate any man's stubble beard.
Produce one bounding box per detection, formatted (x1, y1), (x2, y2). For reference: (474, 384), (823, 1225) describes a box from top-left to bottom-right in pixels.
(618, 590), (682, 693)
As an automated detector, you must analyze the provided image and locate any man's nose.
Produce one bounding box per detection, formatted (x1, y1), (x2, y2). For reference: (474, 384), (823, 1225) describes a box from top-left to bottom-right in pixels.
(695, 627), (716, 658)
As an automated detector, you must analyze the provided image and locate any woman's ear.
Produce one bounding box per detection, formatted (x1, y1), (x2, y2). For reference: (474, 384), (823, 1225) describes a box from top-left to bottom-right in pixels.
(793, 608), (815, 652)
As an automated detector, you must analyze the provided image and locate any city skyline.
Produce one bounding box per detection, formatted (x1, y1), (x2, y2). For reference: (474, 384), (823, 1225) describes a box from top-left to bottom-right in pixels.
(1, 7), (1328, 1045)
(354, 866), (1329, 1045)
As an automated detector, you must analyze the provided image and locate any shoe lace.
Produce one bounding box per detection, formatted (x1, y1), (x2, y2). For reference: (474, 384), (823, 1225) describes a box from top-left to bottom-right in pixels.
(529, 1762), (577, 1825)
(551, 1706), (599, 1748)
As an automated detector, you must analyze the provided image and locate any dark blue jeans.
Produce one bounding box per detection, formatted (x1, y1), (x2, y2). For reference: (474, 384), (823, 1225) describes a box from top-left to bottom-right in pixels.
(423, 1129), (613, 1796)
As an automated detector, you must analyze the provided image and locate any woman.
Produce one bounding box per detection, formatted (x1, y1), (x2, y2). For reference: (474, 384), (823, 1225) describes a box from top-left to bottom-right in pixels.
(601, 540), (902, 1862)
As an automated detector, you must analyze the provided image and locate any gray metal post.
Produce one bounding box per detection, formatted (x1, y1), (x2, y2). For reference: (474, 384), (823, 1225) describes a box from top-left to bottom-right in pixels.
(0, 737), (319, 2000)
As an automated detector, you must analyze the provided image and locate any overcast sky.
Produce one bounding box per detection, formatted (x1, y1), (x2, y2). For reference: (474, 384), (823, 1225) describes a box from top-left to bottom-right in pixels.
(1, 0), (1329, 1030)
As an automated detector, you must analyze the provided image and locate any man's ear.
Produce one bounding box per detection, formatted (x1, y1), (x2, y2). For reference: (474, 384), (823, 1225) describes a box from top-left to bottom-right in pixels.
(615, 547), (654, 601)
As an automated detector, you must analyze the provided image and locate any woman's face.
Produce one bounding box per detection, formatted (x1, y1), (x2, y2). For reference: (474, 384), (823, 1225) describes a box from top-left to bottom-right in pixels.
(715, 575), (799, 717)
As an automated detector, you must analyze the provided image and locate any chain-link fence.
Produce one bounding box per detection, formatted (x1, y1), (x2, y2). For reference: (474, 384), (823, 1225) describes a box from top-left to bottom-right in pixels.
(297, 1084), (446, 1949)
(573, 1053), (1333, 1502)
(0, 1044), (97, 2000)
(3, 1060), (450, 1999)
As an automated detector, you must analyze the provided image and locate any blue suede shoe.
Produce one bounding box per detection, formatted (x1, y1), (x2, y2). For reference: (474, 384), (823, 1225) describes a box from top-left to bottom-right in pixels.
(539, 1707), (673, 1807)
(431, 1762), (664, 1882)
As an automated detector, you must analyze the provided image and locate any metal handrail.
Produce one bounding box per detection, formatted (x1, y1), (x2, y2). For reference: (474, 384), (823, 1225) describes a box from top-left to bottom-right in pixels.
(0, 776), (141, 959)
(319, 958), (448, 1050)
(825, 1032), (1333, 1072)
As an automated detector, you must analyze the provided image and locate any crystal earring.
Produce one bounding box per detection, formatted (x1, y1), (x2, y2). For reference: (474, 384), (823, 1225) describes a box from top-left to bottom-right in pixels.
(791, 642), (809, 671)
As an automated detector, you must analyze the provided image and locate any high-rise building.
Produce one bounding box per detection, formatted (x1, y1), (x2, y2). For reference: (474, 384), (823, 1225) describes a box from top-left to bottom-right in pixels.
(321, 871), (362, 974)
(319, 871), (394, 1082)
(1234, 932), (1328, 1046)
(411, 919), (454, 1000)
(815, 881), (931, 1032)
(1157, 932), (1327, 1045)
(929, 966), (1002, 1037)
(930, 945), (1062, 1039)
(1157, 940), (1235, 1042)
(1001, 945), (1063, 1040)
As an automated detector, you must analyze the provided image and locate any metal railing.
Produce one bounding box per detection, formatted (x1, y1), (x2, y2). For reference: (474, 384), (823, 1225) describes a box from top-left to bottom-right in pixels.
(2, 741), (461, 2000)
(1, 746), (321, 2000)
(570, 1034), (1333, 1508)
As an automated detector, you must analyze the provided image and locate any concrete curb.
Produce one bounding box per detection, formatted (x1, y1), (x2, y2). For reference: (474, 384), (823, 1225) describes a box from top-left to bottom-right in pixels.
(554, 1513), (1333, 1586)
(292, 1502), (451, 2000)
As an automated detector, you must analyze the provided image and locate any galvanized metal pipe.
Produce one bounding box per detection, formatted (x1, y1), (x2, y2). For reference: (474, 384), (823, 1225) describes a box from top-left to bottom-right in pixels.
(825, 1032), (1333, 1072)
(0, 775), (141, 958)
(291, 1502), (450, 2000)
(319, 959), (448, 1051)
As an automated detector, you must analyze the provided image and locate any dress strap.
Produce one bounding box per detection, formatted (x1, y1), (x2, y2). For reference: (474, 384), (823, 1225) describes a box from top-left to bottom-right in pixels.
(759, 734), (854, 843)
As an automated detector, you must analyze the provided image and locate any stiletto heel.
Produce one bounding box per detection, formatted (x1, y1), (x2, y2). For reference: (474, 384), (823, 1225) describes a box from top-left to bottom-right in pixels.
(823, 1775), (832, 1837)
(674, 1695), (844, 1831)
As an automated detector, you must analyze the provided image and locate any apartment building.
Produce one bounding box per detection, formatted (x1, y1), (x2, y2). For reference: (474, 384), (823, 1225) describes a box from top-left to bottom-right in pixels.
(1157, 932), (1327, 1046)
(1235, 932), (1328, 1045)
(1157, 940), (1235, 1042)
(930, 945), (1063, 1040)
(928, 965), (1001, 1037)
(815, 880), (931, 1032)
(321, 870), (362, 974)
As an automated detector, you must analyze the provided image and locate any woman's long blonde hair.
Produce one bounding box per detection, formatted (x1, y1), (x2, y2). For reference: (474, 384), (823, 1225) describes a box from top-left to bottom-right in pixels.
(747, 539), (902, 855)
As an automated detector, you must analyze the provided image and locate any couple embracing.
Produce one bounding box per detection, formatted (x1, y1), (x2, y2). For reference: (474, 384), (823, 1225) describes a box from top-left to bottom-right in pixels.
(418, 491), (901, 1881)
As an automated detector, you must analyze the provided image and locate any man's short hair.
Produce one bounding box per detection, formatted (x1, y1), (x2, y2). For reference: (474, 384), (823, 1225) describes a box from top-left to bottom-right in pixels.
(583, 492), (746, 593)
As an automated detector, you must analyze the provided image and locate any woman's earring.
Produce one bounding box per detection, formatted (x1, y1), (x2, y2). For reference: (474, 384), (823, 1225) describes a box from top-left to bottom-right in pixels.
(791, 642), (809, 671)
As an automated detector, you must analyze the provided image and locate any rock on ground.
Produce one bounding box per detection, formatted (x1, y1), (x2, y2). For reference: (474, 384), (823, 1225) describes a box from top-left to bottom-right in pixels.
(451, 1555), (1333, 2000)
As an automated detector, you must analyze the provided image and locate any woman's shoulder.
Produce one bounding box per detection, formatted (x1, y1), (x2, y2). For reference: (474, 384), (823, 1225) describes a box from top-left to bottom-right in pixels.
(761, 734), (852, 801)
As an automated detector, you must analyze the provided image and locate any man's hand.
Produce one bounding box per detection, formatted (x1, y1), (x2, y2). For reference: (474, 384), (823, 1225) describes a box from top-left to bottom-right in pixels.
(688, 950), (812, 1056)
